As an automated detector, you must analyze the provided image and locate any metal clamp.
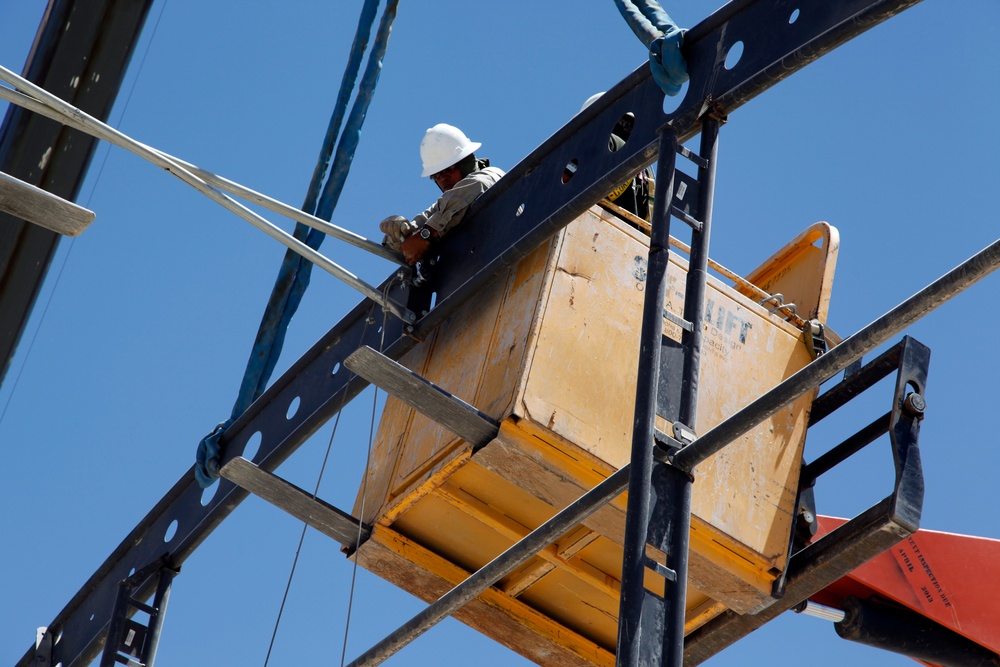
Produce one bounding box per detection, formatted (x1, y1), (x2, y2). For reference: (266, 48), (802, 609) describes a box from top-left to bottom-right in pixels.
(806, 319), (828, 358)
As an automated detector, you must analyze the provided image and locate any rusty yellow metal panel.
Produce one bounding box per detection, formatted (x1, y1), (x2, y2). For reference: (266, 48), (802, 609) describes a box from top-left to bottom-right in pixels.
(740, 221), (839, 321)
(515, 209), (816, 601)
(354, 525), (615, 667)
(354, 238), (559, 526)
(352, 205), (839, 663)
(474, 237), (558, 419)
(517, 210), (645, 467)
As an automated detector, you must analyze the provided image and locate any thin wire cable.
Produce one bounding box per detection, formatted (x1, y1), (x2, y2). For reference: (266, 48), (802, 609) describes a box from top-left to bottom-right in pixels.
(262, 405), (346, 667)
(262, 296), (384, 666)
(0, 242), (74, 428)
(340, 284), (394, 667)
(0, 0), (168, 431)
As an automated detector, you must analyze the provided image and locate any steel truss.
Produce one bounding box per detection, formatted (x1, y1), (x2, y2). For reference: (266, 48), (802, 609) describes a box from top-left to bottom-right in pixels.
(18, 1), (951, 665)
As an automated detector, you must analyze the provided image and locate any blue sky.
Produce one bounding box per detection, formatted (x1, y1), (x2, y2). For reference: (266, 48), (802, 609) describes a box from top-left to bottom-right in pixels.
(2, 1), (999, 666)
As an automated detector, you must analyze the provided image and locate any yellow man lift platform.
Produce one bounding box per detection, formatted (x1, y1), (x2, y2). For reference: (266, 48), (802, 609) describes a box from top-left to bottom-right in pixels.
(348, 205), (838, 666)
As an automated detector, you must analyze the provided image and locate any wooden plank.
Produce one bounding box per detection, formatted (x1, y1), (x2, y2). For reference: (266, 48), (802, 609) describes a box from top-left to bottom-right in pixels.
(220, 456), (369, 549)
(345, 345), (499, 447)
(0, 171), (95, 236)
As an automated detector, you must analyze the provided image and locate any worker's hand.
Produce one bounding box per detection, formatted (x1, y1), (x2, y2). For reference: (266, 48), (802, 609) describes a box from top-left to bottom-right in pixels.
(649, 28), (688, 96)
(400, 231), (433, 265)
(379, 215), (414, 244)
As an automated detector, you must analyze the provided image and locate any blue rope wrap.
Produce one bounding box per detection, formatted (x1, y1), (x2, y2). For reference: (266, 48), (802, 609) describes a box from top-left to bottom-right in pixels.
(613, 0), (689, 96)
(195, 0), (396, 488)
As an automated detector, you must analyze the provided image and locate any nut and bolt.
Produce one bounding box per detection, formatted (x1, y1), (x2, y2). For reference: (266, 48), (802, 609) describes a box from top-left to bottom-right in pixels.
(903, 392), (926, 417)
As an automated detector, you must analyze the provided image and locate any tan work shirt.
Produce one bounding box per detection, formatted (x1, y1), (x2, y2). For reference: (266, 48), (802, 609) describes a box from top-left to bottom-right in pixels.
(413, 166), (505, 236)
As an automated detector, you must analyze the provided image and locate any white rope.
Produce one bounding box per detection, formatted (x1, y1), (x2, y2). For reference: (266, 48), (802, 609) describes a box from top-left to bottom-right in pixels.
(0, 66), (415, 323)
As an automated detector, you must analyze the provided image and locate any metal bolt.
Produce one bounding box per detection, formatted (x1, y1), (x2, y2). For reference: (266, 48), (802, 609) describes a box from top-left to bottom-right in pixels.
(903, 392), (926, 416)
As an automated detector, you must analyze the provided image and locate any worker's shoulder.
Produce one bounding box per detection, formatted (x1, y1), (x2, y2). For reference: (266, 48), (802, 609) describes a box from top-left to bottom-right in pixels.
(473, 165), (505, 184)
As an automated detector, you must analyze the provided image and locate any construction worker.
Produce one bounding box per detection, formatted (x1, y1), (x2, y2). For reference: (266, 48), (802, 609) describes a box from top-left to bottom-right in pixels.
(379, 123), (505, 265)
(576, 93), (653, 223)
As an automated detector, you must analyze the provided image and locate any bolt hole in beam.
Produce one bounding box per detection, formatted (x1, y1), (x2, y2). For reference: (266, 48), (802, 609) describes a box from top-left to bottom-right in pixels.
(515, 203), (525, 217)
(662, 81), (689, 114)
(164, 519), (178, 543)
(609, 112), (636, 150)
(286, 395), (301, 420)
(201, 483), (219, 507)
(562, 158), (578, 184)
(332, 361), (341, 375)
(243, 431), (262, 461)
(789, 8), (801, 24)
(725, 40), (744, 70)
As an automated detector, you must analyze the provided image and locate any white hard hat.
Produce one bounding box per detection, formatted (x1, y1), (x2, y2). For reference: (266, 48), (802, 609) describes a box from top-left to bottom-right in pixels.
(419, 123), (481, 177)
(579, 92), (605, 114)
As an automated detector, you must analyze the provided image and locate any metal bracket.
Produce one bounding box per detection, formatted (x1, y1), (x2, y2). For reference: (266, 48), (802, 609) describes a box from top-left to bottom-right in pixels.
(33, 629), (52, 667)
(645, 557), (678, 582)
(661, 309), (693, 333)
(100, 557), (178, 667)
(684, 336), (929, 665)
(344, 345), (499, 448)
(806, 319), (828, 359)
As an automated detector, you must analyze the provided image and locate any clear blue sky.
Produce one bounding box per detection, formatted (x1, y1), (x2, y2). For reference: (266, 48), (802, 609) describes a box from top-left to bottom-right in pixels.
(2, 2), (999, 666)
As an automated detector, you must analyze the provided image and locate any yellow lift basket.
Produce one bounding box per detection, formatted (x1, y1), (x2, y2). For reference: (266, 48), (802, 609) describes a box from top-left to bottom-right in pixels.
(352, 205), (839, 666)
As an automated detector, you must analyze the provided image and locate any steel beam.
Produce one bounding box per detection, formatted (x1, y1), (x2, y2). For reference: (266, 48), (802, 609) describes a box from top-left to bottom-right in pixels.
(617, 127), (679, 667)
(16, 1), (929, 664)
(219, 456), (370, 551)
(0, 0), (154, 386)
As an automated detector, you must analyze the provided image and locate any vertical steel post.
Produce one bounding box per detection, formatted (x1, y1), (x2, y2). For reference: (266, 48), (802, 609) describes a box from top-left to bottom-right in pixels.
(616, 126), (678, 667)
(654, 459), (692, 667)
(679, 116), (720, 427)
(142, 566), (175, 667)
(99, 563), (175, 667)
(654, 118), (719, 667)
(99, 583), (133, 667)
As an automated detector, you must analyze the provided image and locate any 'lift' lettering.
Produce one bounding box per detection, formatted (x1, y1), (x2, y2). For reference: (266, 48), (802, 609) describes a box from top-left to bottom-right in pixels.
(705, 299), (752, 344)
